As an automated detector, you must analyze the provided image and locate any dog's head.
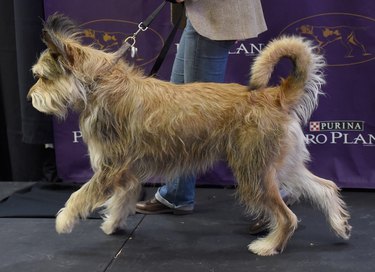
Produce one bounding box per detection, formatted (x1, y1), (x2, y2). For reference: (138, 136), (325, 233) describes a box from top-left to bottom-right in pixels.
(28, 14), (114, 118)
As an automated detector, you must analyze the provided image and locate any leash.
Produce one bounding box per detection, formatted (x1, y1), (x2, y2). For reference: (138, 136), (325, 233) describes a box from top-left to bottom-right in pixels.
(124, 1), (168, 50)
(149, 3), (184, 76)
(114, 0), (184, 77)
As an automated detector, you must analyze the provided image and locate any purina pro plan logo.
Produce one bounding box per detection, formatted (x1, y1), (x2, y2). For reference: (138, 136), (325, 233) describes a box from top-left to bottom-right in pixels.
(306, 120), (375, 146)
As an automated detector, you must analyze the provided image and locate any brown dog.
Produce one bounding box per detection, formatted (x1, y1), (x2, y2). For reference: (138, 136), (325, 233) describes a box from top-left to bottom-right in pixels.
(28, 14), (351, 256)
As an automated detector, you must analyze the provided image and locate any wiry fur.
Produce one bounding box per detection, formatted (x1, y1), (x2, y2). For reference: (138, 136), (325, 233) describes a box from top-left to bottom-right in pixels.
(28, 14), (351, 256)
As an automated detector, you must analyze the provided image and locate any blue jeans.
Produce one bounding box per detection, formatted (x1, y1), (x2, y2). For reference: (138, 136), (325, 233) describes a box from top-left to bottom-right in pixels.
(155, 20), (234, 210)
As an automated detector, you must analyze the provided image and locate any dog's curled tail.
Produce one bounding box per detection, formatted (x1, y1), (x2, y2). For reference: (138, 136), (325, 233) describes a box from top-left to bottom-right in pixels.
(249, 36), (326, 124)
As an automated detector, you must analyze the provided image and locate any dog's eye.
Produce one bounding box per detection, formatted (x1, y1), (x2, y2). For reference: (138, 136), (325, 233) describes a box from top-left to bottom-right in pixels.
(34, 73), (49, 82)
(51, 52), (59, 61)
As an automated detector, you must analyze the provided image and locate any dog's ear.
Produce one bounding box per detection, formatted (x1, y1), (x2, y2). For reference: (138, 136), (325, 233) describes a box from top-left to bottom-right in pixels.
(42, 14), (82, 68)
(42, 30), (79, 66)
(42, 29), (65, 57)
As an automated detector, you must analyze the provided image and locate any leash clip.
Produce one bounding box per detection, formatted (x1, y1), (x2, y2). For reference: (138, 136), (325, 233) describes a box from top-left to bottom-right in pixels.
(123, 36), (138, 59)
(124, 22), (149, 46)
(117, 1), (169, 61)
(130, 23), (149, 41)
(124, 36), (136, 47)
(138, 22), (149, 32)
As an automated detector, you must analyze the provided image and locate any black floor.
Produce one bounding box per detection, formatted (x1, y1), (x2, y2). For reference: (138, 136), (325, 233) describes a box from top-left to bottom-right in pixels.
(0, 182), (374, 272)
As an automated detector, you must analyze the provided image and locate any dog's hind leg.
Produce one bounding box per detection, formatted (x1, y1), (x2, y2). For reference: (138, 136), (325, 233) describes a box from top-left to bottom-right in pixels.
(309, 173), (351, 239)
(282, 167), (351, 240)
(230, 154), (298, 256)
(55, 169), (113, 234)
(100, 173), (142, 235)
(247, 167), (297, 256)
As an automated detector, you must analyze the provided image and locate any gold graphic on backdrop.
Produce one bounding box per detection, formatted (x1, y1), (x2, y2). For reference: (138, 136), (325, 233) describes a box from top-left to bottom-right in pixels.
(83, 29), (143, 62)
(280, 13), (375, 66)
(296, 25), (371, 58)
(84, 29), (119, 49)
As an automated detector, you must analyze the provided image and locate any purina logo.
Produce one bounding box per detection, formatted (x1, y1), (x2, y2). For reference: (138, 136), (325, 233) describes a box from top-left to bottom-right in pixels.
(309, 121), (364, 132)
(306, 120), (374, 146)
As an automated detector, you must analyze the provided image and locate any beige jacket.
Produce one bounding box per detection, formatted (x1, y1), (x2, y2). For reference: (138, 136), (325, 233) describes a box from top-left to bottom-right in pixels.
(184, 0), (267, 40)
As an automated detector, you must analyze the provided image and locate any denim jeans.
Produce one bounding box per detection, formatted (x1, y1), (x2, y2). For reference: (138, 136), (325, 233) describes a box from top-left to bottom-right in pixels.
(155, 20), (234, 210)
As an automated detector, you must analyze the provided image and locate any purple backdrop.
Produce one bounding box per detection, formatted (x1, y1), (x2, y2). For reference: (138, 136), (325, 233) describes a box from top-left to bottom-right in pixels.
(44, 0), (375, 188)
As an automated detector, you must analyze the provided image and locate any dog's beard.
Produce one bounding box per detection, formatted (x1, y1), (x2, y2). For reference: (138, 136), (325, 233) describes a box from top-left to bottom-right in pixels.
(29, 73), (88, 119)
(29, 89), (69, 118)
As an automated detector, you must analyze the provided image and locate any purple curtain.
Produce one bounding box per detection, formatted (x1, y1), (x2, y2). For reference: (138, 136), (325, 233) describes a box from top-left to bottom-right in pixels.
(44, 0), (375, 188)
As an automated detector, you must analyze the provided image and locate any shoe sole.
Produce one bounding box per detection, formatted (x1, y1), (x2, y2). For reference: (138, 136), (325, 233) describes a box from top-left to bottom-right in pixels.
(135, 208), (193, 215)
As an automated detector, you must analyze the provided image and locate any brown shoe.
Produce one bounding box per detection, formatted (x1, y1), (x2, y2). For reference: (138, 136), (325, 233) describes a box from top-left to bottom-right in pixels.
(136, 197), (193, 215)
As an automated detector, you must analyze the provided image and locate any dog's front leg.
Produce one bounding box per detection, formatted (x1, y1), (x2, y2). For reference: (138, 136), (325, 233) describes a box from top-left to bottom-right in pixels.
(55, 170), (112, 234)
(100, 173), (142, 235)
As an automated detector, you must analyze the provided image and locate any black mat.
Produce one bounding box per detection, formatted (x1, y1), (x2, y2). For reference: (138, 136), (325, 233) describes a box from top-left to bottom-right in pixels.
(0, 184), (374, 272)
(0, 183), (98, 218)
(0, 216), (144, 272)
(107, 189), (375, 272)
(0, 182), (147, 219)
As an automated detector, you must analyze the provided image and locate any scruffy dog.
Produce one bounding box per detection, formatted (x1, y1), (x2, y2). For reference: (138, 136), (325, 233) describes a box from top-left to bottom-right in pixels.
(28, 14), (351, 256)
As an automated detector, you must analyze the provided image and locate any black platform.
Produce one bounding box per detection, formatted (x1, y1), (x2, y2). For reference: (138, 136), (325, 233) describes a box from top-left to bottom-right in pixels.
(0, 182), (374, 272)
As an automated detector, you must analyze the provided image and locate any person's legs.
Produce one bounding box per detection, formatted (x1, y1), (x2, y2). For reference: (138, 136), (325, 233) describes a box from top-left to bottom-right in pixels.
(152, 20), (196, 211)
(137, 20), (234, 213)
(170, 24), (185, 84)
(156, 20), (234, 209)
(155, 175), (195, 211)
(170, 19), (234, 84)
(182, 20), (234, 83)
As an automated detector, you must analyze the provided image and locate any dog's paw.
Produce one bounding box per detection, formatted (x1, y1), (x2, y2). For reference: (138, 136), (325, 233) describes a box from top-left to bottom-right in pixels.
(100, 217), (128, 235)
(248, 239), (281, 256)
(329, 213), (352, 240)
(100, 220), (117, 235)
(336, 220), (352, 240)
(55, 208), (76, 234)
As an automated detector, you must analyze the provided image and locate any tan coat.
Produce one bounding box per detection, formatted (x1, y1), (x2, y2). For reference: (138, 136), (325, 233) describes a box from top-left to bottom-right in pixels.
(184, 0), (267, 40)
